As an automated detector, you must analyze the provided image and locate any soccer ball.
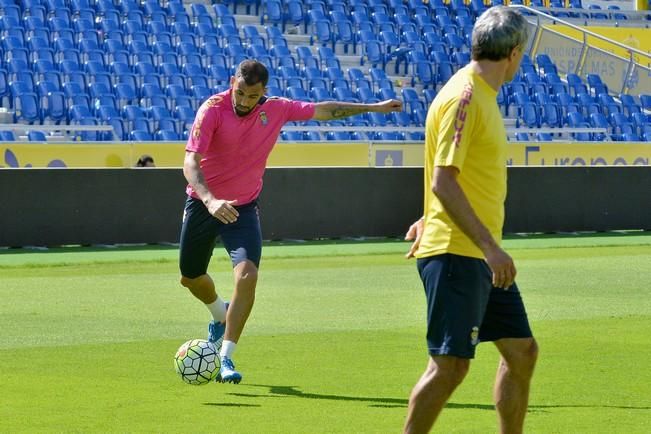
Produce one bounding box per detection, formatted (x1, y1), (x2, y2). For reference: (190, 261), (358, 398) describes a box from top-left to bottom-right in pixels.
(174, 339), (220, 385)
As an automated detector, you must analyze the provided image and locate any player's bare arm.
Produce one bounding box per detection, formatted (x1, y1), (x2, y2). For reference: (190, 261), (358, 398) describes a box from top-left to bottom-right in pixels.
(432, 166), (516, 289)
(312, 99), (403, 120)
(183, 151), (239, 224)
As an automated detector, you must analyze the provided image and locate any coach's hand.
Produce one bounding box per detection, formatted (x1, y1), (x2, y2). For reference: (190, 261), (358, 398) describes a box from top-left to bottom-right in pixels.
(208, 199), (239, 224)
(484, 246), (517, 289)
(404, 217), (424, 259)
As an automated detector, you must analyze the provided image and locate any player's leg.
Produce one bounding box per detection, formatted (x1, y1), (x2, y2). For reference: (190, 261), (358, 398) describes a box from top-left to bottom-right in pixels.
(480, 282), (538, 434)
(404, 254), (492, 434)
(178, 196), (228, 343)
(216, 201), (263, 383)
(493, 337), (538, 434)
(404, 355), (470, 434)
(224, 259), (258, 344)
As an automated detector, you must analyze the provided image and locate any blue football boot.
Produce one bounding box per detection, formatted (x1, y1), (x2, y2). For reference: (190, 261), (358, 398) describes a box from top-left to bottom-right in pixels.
(217, 356), (242, 384)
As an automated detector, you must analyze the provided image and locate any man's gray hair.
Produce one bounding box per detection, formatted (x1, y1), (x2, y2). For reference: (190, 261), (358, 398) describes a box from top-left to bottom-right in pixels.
(471, 6), (530, 61)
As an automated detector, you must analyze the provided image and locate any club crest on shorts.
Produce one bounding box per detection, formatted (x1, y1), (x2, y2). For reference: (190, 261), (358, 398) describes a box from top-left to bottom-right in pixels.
(470, 326), (480, 346)
(259, 111), (268, 126)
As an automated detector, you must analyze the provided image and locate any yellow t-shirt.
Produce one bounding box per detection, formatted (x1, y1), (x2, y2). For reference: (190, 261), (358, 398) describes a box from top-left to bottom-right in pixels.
(416, 65), (508, 260)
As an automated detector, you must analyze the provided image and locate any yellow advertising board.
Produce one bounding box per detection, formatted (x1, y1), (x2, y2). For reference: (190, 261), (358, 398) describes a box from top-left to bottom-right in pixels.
(1, 141), (649, 168)
(370, 142), (651, 166)
(545, 26), (651, 61)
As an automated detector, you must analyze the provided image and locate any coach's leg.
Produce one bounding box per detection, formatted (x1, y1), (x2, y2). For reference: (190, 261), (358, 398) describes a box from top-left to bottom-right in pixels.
(224, 259), (258, 343)
(404, 355), (470, 434)
(493, 337), (538, 434)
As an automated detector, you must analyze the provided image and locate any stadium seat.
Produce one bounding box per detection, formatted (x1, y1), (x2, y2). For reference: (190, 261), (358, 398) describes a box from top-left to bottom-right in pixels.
(27, 130), (47, 141)
(586, 74), (608, 97)
(131, 129), (154, 141)
(42, 91), (67, 124)
(14, 93), (41, 124)
(310, 87), (332, 102)
(0, 130), (16, 141)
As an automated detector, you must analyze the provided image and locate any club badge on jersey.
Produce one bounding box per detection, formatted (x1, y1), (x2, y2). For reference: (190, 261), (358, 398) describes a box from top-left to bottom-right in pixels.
(259, 111), (268, 126)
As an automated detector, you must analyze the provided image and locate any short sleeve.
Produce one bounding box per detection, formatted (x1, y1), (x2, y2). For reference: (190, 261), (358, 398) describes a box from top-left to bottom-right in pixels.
(284, 99), (316, 122)
(432, 84), (477, 171)
(185, 97), (221, 154)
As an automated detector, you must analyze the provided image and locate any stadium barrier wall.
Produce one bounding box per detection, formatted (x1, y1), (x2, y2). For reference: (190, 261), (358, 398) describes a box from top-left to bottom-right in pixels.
(0, 167), (649, 247)
(1, 142), (650, 168)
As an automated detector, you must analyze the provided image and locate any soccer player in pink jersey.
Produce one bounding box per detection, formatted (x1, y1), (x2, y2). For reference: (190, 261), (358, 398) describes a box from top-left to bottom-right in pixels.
(179, 59), (402, 383)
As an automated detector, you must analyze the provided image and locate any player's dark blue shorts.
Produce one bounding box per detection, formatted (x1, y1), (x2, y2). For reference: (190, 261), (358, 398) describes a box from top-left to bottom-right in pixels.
(416, 253), (533, 359)
(179, 196), (262, 278)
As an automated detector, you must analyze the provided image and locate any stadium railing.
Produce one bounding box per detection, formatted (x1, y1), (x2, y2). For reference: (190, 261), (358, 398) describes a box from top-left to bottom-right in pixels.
(0, 123), (117, 141)
(513, 5), (651, 97)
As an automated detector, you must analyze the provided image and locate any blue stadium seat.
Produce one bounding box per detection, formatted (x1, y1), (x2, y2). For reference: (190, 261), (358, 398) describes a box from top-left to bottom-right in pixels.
(586, 73), (608, 97)
(114, 82), (138, 107)
(261, 0), (283, 27)
(356, 87), (380, 103)
(402, 87), (425, 113)
(619, 93), (641, 117)
(174, 105), (196, 133)
(282, 131), (304, 141)
(515, 132), (530, 141)
(131, 129), (154, 141)
(555, 92), (580, 121)
(0, 130), (16, 141)
(333, 87), (358, 103)
(576, 93), (601, 117)
(156, 129), (181, 141)
(360, 40), (385, 69)
(391, 111), (412, 127)
(27, 130), (47, 141)
(287, 86), (311, 101)
(310, 87), (332, 102)
(424, 88), (437, 106)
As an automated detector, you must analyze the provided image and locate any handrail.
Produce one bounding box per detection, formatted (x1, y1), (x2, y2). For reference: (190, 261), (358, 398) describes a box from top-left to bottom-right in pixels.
(0, 123), (115, 132)
(513, 4), (651, 61)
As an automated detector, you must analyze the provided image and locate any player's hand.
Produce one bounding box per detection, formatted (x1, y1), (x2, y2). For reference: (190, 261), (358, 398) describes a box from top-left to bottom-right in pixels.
(484, 246), (517, 289)
(375, 99), (403, 113)
(208, 199), (239, 224)
(404, 217), (424, 259)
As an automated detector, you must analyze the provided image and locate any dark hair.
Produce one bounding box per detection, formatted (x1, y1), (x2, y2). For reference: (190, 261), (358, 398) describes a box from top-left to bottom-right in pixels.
(471, 7), (530, 61)
(234, 59), (269, 87)
(136, 154), (154, 167)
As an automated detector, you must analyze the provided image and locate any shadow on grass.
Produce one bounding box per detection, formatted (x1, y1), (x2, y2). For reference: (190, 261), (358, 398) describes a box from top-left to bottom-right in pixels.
(203, 402), (261, 408)
(228, 384), (651, 412)
(228, 384), (408, 408)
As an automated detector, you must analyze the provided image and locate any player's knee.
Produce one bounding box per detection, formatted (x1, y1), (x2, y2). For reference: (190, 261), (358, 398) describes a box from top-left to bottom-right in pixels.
(432, 357), (470, 387)
(506, 338), (539, 375)
(235, 261), (258, 283)
(524, 338), (539, 366)
(180, 274), (201, 289)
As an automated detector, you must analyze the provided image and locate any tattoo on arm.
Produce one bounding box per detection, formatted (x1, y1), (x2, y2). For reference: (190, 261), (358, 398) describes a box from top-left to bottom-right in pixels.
(329, 106), (366, 119)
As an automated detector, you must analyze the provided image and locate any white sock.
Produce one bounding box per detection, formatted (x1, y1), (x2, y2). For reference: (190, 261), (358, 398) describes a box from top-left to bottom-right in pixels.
(206, 297), (227, 323)
(220, 340), (236, 359)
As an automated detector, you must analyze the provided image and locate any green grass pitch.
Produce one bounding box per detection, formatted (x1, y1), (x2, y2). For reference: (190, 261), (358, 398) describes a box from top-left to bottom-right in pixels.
(1, 233), (650, 433)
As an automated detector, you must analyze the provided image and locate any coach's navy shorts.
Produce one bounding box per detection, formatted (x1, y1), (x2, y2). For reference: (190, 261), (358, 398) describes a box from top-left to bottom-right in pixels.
(416, 253), (533, 359)
(179, 196), (262, 278)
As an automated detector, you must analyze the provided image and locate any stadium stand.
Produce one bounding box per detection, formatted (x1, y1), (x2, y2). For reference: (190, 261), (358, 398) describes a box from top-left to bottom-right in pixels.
(0, 0), (649, 142)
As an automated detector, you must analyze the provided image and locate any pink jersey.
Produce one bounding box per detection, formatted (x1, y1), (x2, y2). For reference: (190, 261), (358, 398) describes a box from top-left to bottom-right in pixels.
(185, 89), (316, 205)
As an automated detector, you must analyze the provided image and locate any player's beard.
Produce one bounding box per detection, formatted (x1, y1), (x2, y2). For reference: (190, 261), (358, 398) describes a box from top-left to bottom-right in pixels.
(234, 107), (251, 116)
(233, 101), (252, 117)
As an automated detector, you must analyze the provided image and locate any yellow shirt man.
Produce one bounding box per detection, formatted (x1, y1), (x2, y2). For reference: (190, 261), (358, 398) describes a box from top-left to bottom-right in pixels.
(416, 65), (508, 260)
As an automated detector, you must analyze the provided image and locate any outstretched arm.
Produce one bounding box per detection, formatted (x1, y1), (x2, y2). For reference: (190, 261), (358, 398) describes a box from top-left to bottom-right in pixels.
(312, 99), (403, 121)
